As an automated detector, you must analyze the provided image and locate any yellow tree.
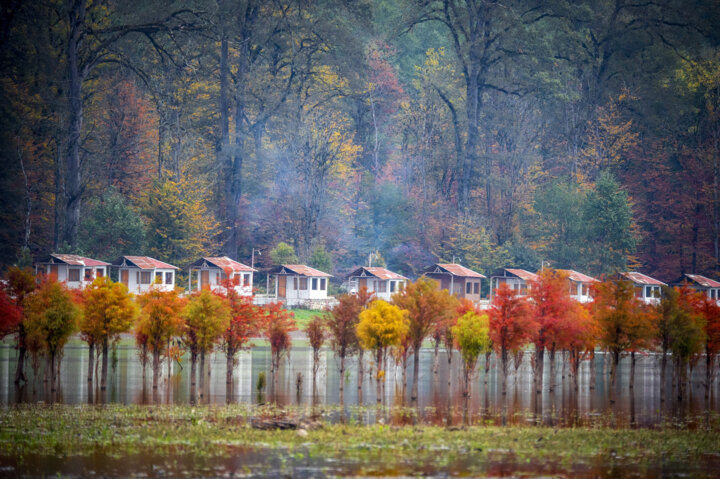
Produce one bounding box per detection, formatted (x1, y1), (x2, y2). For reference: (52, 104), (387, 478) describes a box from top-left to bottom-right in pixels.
(182, 289), (231, 400)
(136, 289), (186, 390)
(81, 277), (138, 391)
(357, 300), (408, 405)
(452, 311), (491, 424)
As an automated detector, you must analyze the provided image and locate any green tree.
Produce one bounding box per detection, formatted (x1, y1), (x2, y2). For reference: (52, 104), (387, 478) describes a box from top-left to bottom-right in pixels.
(24, 279), (80, 394)
(81, 277), (138, 391)
(583, 171), (639, 275)
(79, 187), (146, 262)
(270, 242), (298, 265)
(357, 300), (408, 404)
(452, 311), (491, 424)
(309, 243), (333, 273)
(439, 219), (511, 276)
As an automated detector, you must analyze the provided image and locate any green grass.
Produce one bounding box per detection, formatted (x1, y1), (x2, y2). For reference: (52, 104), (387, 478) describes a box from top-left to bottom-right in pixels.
(290, 309), (324, 329)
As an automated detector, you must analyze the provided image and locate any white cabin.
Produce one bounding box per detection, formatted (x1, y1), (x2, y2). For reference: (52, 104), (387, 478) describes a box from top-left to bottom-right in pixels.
(188, 256), (256, 296)
(620, 271), (666, 304)
(675, 273), (720, 305)
(266, 264), (332, 307)
(346, 266), (408, 301)
(112, 256), (178, 294)
(490, 268), (538, 298)
(559, 269), (599, 303)
(35, 254), (110, 289)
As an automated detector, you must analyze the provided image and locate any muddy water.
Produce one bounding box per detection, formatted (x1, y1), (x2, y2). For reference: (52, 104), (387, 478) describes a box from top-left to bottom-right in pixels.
(1, 343), (718, 427)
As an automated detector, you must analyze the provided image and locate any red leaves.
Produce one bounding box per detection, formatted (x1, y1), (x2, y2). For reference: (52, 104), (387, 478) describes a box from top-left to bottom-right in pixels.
(489, 283), (535, 353)
(0, 288), (21, 338)
(529, 269), (576, 350)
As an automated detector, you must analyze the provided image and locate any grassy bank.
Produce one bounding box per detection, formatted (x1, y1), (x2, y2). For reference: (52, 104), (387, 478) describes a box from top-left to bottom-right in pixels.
(1, 405), (719, 473)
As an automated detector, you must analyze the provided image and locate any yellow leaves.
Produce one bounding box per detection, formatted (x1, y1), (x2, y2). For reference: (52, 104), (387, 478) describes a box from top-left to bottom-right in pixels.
(357, 300), (409, 351)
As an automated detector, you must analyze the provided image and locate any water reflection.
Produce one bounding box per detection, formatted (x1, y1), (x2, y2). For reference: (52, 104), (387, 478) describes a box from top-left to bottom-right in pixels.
(0, 343), (718, 427)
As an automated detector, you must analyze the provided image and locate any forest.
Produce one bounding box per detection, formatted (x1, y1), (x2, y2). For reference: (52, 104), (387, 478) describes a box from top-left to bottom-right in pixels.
(1, 0), (719, 283)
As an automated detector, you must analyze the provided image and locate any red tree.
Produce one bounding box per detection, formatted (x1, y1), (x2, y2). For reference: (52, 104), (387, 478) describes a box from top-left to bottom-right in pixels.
(325, 294), (361, 405)
(6, 267), (35, 384)
(696, 296), (720, 401)
(489, 283), (534, 395)
(262, 302), (296, 398)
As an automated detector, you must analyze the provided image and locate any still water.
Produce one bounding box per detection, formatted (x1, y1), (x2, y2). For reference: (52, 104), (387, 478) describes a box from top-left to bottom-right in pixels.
(1, 342), (718, 427)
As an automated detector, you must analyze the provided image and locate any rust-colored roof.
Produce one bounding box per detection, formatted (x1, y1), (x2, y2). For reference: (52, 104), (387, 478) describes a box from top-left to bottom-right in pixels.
(621, 272), (666, 286)
(277, 264), (332, 277)
(685, 274), (720, 288)
(505, 268), (538, 282)
(430, 263), (486, 278)
(559, 269), (599, 283)
(348, 266), (408, 281)
(198, 257), (256, 272)
(122, 256), (178, 270)
(41, 254), (109, 267)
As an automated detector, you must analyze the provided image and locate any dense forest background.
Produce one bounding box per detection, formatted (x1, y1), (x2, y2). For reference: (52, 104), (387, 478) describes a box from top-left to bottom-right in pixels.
(1, 0), (719, 284)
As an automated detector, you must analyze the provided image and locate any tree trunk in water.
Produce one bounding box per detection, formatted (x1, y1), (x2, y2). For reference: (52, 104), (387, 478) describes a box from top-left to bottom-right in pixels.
(534, 343), (544, 394)
(49, 351), (56, 394)
(589, 351), (596, 390)
(357, 349), (363, 404)
(339, 354), (345, 406)
(87, 342), (94, 384)
(14, 343), (27, 384)
(610, 351), (620, 403)
(462, 367), (470, 425)
(548, 348), (556, 393)
(100, 338), (109, 391)
(190, 351), (197, 403)
(199, 351), (205, 400)
(676, 357), (685, 402)
(446, 348), (453, 426)
(433, 338), (440, 375)
(660, 349), (668, 403)
(411, 344), (420, 404)
(226, 350), (234, 403)
(152, 350), (160, 390)
(501, 346), (508, 395)
(375, 349), (382, 405)
(706, 351), (713, 402)
(629, 351), (636, 390)
(401, 355), (408, 399)
(483, 351), (491, 385)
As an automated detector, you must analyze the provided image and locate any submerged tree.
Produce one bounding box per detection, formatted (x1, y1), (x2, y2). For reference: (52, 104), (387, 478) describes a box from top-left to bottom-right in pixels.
(220, 287), (260, 395)
(6, 267), (35, 384)
(262, 302), (296, 398)
(452, 311), (491, 424)
(306, 315), (326, 393)
(357, 300), (408, 404)
(325, 294), (362, 405)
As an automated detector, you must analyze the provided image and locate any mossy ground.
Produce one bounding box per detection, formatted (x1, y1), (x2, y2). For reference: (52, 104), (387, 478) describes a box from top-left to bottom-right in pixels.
(1, 404), (719, 477)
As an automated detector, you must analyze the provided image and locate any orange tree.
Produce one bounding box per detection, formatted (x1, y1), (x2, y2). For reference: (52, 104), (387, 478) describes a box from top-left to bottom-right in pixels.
(182, 289), (231, 395)
(393, 277), (458, 404)
(529, 269), (574, 393)
(220, 287), (261, 390)
(560, 302), (598, 391)
(23, 278), (80, 393)
(489, 283), (534, 395)
(6, 267), (35, 384)
(306, 315), (326, 389)
(136, 289), (186, 390)
(325, 294), (362, 405)
(81, 277), (138, 390)
(262, 302), (296, 396)
(695, 295), (720, 401)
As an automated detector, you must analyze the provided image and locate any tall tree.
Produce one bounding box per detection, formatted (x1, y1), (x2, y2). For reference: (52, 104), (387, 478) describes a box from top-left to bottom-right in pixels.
(325, 294), (361, 405)
(452, 310), (491, 424)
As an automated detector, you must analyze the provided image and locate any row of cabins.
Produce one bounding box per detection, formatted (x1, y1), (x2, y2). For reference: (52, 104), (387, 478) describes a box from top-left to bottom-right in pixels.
(35, 254), (720, 307)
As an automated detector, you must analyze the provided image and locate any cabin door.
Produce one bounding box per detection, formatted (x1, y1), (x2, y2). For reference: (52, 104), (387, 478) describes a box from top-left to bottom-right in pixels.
(49, 265), (59, 281)
(359, 278), (367, 291)
(200, 270), (209, 289)
(120, 269), (129, 286)
(278, 275), (287, 298)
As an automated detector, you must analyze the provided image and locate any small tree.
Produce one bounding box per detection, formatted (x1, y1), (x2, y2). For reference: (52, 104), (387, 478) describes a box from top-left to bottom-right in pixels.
(489, 283), (534, 395)
(561, 303), (597, 392)
(306, 315), (326, 393)
(136, 289), (186, 390)
(670, 287), (706, 401)
(530, 269), (575, 393)
(393, 277), (458, 404)
(309, 244), (333, 273)
(182, 289), (231, 399)
(81, 277), (138, 391)
(6, 267), (35, 384)
(0, 288), (22, 339)
(221, 289), (260, 394)
(357, 300), (408, 404)
(325, 294), (361, 405)
(695, 296), (720, 401)
(452, 311), (491, 424)
(23, 279), (80, 394)
(270, 242), (298, 265)
(262, 302), (296, 397)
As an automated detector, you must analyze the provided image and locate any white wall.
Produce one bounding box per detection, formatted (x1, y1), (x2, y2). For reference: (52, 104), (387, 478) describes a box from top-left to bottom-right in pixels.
(191, 268), (253, 296)
(120, 267), (175, 294)
(279, 274), (328, 300)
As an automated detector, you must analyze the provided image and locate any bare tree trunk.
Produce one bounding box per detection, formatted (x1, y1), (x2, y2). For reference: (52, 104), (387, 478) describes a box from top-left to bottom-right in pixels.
(433, 337), (440, 375)
(462, 366), (470, 425)
(357, 349), (363, 404)
(629, 351), (636, 390)
(226, 350), (234, 403)
(190, 351), (197, 403)
(411, 343), (421, 404)
(339, 354), (345, 406)
(548, 348), (556, 393)
(534, 342), (544, 395)
(87, 341), (94, 384)
(14, 341), (27, 385)
(706, 351), (714, 402)
(610, 351), (620, 403)
(152, 350), (160, 390)
(375, 349), (382, 405)
(500, 346), (508, 395)
(660, 349), (668, 403)
(49, 351), (57, 394)
(199, 350), (205, 400)
(589, 351), (596, 390)
(483, 351), (491, 385)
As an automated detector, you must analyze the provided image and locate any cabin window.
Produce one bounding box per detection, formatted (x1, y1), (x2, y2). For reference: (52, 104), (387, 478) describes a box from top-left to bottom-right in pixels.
(710, 289), (717, 299)
(96, 268), (104, 278)
(165, 272), (173, 285)
(389, 281), (396, 293)
(645, 286), (660, 298)
(140, 271), (152, 284)
(378, 281), (387, 293)
(320, 278), (326, 290)
(312, 278), (318, 290)
(155, 272), (163, 283)
(300, 277), (308, 290)
(474, 282), (479, 294)
(68, 269), (80, 282)
(293, 277), (298, 289)
(582, 284), (588, 296)
(243, 274), (251, 286)
(84, 268), (93, 281)
(466, 282), (472, 294)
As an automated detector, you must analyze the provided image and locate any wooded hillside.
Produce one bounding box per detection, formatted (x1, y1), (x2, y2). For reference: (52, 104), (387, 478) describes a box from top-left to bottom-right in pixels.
(1, 0), (718, 281)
